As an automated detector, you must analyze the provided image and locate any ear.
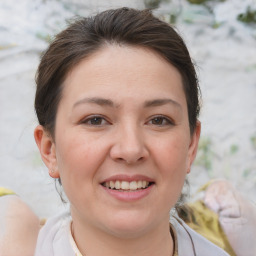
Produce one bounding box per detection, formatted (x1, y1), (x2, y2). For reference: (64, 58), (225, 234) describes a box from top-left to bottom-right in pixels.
(187, 121), (201, 174)
(34, 125), (60, 179)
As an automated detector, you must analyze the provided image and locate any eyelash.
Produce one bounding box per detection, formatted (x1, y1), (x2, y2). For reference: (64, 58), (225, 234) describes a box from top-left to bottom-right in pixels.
(147, 115), (174, 126)
(81, 115), (110, 126)
(80, 115), (174, 127)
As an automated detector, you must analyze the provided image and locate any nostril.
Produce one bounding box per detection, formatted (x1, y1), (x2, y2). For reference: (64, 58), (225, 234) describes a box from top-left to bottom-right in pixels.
(125, 156), (145, 165)
(109, 140), (149, 164)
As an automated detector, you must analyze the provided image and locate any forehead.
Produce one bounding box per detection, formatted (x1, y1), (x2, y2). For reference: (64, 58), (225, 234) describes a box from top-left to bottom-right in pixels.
(61, 45), (186, 107)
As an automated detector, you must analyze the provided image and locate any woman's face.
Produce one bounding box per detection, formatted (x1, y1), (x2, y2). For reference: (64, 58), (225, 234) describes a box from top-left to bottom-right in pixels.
(36, 45), (200, 237)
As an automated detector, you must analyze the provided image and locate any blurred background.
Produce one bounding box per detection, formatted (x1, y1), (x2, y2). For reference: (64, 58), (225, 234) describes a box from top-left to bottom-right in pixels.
(0, 0), (255, 217)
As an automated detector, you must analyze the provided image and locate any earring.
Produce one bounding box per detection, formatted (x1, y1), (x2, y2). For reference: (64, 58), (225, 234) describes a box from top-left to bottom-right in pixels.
(49, 168), (59, 179)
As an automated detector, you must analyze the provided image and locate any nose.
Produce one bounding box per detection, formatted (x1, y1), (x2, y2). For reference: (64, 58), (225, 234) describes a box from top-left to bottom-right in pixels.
(110, 124), (149, 164)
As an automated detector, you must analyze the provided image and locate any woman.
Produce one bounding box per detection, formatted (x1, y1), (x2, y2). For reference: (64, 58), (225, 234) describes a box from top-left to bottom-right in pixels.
(33, 7), (229, 256)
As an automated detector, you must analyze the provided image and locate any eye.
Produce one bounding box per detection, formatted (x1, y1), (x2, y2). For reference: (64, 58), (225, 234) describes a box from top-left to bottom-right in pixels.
(81, 115), (110, 126)
(147, 115), (174, 126)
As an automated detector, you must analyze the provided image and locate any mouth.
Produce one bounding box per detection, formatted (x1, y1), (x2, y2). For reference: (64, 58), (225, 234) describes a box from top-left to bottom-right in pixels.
(101, 180), (154, 192)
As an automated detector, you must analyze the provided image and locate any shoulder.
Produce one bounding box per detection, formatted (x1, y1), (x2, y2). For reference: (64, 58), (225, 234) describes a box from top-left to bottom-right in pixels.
(0, 195), (39, 256)
(35, 211), (75, 256)
(171, 217), (230, 256)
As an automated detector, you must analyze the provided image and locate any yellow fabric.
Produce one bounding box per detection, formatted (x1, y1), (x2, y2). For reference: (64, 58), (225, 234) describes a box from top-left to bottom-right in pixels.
(0, 187), (15, 196)
(196, 179), (216, 193)
(179, 200), (236, 256)
(169, 223), (178, 256)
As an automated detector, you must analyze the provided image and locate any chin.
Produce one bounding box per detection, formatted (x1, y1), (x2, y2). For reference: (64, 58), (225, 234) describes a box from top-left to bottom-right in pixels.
(101, 210), (155, 238)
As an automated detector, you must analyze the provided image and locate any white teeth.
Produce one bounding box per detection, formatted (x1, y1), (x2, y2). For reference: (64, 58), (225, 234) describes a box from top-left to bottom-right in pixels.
(121, 181), (129, 190)
(129, 181), (137, 190)
(103, 180), (151, 190)
(110, 181), (115, 189)
(137, 180), (142, 188)
(115, 181), (121, 189)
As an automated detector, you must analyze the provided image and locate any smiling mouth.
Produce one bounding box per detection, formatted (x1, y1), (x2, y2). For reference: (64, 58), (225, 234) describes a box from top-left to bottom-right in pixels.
(101, 180), (154, 191)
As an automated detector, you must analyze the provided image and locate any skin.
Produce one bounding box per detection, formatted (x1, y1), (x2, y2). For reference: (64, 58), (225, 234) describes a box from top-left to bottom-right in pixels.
(0, 195), (40, 256)
(35, 45), (201, 256)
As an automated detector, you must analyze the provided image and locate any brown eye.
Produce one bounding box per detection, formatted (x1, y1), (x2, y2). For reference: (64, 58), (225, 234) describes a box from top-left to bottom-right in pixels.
(82, 116), (109, 126)
(148, 116), (173, 126)
(89, 117), (104, 125)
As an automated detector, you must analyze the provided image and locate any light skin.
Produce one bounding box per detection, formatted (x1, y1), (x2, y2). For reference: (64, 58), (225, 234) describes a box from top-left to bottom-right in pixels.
(35, 45), (200, 256)
(0, 195), (40, 256)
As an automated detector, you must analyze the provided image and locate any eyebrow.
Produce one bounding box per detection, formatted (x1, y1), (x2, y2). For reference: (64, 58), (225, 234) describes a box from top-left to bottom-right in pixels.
(73, 97), (182, 109)
(144, 98), (182, 109)
(73, 97), (117, 109)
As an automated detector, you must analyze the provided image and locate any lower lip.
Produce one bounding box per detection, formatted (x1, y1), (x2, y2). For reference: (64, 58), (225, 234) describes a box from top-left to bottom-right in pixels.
(101, 184), (154, 202)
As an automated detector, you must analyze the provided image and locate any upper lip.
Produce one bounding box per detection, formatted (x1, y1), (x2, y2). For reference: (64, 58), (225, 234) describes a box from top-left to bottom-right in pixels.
(101, 174), (154, 183)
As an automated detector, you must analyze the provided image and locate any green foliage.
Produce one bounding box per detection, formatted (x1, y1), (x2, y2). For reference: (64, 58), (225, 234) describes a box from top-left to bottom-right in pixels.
(251, 135), (256, 149)
(245, 63), (256, 72)
(237, 6), (256, 24)
(36, 32), (52, 43)
(180, 0), (227, 27)
(186, 0), (226, 5)
(187, 0), (207, 4)
(169, 14), (178, 24)
(182, 7), (212, 24)
(144, 0), (171, 9)
(195, 137), (213, 172)
(212, 21), (223, 29)
(144, 0), (162, 8)
(243, 168), (252, 178)
(230, 144), (239, 155)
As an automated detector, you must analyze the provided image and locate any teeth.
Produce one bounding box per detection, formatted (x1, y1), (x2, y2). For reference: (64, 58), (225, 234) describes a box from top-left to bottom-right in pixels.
(115, 181), (121, 190)
(129, 181), (137, 190)
(121, 181), (129, 190)
(110, 181), (115, 189)
(103, 180), (151, 190)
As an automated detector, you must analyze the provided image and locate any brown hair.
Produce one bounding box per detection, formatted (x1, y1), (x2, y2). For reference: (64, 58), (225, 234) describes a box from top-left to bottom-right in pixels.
(35, 7), (200, 138)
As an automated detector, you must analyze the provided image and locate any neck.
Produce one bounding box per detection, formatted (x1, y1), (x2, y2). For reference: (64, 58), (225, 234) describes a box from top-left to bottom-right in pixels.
(71, 217), (173, 256)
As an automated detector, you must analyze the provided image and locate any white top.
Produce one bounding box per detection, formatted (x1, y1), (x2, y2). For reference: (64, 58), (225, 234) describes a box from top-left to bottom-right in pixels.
(35, 211), (230, 256)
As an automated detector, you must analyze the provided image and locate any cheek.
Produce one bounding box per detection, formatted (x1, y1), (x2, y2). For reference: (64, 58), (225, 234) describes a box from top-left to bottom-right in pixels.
(157, 138), (189, 197)
(55, 135), (108, 206)
(154, 134), (190, 172)
(152, 133), (190, 197)
(55, 133), (107, 180)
